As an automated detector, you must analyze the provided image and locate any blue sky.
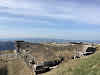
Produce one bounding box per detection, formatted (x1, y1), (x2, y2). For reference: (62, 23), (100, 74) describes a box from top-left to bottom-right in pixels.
(0, 0), (100, 40)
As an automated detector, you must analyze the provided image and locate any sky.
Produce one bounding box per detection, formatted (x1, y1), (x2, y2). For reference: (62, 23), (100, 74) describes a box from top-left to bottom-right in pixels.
(0, 0), (100, 40)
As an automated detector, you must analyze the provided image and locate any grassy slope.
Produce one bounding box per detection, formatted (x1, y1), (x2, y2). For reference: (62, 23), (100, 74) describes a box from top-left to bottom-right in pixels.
(0, 58), (33, 75)
(43, 45), (100, 75)
(7, 59), (33, 75)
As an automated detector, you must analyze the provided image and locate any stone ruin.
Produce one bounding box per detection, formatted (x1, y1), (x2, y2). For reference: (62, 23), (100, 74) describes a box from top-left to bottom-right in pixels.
(72, 44), (96, 59)
(15, 41), (96, 74)
(15, 41), (64, 75)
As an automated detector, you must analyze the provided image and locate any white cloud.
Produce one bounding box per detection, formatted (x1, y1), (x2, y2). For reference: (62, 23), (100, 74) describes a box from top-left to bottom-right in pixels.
(0, 0), (100, 25)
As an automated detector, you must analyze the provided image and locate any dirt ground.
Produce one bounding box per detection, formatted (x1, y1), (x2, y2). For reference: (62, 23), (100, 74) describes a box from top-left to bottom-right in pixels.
(0, 58), (33, 75)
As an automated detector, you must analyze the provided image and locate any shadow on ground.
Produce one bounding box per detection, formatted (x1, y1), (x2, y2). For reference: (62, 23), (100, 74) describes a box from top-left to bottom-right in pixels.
(0, 66), (8, 75)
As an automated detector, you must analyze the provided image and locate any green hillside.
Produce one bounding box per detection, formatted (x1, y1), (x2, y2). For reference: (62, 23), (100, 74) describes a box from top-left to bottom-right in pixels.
(43, 45), (100, 75)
